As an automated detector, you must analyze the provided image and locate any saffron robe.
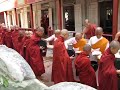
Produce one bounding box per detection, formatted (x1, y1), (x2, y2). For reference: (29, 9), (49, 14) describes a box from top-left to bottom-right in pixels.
(73, 38), (87, 51)
(88, 36), (109, 54)
(98, 48), (118, 90)
(75, 51), (97, 88)
(26, 35), (45, 76)
(52, 36), (74, 84)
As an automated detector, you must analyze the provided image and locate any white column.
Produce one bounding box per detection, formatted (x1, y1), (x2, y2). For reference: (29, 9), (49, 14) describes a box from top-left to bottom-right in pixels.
(12, 10), (16, 25)
(20, 10), (24, 28)
(74, 4), (82, 33)
(4, 12), (7, 27)
(23, 7), (28, 28)
(48, 8), (52, 29)
(37, 10), (41, 27)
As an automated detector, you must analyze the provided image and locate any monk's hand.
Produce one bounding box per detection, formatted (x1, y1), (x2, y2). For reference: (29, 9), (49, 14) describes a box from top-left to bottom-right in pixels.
(116, 70), (120, 74)
(40, 46), (45, 50)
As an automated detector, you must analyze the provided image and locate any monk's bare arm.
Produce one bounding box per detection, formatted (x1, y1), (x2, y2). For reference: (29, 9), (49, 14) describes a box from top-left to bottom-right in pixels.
(116, 70), (120, 74)
(114, 32), (120, 41)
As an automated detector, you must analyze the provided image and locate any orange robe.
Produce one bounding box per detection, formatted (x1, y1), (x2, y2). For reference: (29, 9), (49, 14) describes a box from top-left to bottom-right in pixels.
(75, 51), (97, 88)
(98, 48), (118, 90)
(26, 35), (45, 76)
(73, 38), (87, 51)
(91, 37), (109, 54)
(52, 36), (74, 84)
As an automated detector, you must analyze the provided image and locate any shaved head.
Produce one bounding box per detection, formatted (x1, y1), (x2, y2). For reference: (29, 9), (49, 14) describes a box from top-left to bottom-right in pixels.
(110, 40), (120, 49)
(75, 33), (82, 42)
(36, 27), (44, 32)
(83, 44), (91, 52)
(110, 40), (120, 54)
(61, 29), (69, 40)
(95, 27), (103, 38)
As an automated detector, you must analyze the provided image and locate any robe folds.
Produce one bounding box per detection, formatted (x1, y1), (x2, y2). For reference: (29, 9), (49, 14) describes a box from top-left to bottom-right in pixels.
(98, 48), (118, 90)
(20, 36), (31, 60)
(85, 24), (96, 39)
(91, 37), (109, 54)
(73, 38), (87, 51)
(26, 35), (45, 76)
(75, 51), (97, 88)
(3, 31), (13, 48)
(52, 36), (74, 84)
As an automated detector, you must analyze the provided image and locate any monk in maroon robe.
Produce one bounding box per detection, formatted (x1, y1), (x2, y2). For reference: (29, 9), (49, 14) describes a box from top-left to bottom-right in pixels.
(26, 27), (45, 77)
(52, 29), (74, 84)
(98, 40), (120, 90)
(3, 29), (13, 48)
(20, 31), (32, 60)
(83, 19), (96, 39)
(11, 27), (19, 50)
(75, 44), (97, 88)
(14, 30), (25, 53)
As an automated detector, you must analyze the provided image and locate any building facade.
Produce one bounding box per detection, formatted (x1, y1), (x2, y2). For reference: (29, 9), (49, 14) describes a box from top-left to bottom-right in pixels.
(0, 0), (119, 38)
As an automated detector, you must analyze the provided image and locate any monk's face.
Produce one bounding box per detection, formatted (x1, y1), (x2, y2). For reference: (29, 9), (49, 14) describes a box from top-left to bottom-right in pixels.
(36, 31), (44, 37)
(95, 31), (103, 39)
(111, 47), (119, 54)
(55, 33), (60, 38)
(64, 33), (69, 40)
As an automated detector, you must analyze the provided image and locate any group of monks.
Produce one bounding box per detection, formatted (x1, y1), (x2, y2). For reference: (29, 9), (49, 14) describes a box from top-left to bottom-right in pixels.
(0, 18), (120, 90)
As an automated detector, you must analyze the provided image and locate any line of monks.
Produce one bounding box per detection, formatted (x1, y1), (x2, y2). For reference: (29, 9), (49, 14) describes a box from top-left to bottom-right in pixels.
(0, 18), (120, 90)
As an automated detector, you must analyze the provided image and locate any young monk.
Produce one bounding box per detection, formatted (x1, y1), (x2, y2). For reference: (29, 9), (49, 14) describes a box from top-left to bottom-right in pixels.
(52, 29), (74, 84)
(98, 40), (120, 90)
(74, 44), (97, 88)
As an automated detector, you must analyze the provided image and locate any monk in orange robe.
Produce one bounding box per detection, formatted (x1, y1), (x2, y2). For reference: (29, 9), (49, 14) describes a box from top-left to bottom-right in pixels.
(83, 19), (96, 39)
(52, 29), (74, 84)
(98, 40), (120, 90)
(75, 44), (97, 88)
(88, 27), (109, 54)
(26, 27), (45, 77)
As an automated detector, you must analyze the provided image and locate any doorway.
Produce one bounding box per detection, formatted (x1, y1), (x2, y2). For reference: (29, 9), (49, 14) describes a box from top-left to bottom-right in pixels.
(99, 1), (113, 34)
(63, 5), (75, 31)
(41, 9), (49, 35)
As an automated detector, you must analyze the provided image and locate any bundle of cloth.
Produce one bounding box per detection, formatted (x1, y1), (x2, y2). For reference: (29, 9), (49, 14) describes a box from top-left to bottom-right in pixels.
(0, 45), (47, 90)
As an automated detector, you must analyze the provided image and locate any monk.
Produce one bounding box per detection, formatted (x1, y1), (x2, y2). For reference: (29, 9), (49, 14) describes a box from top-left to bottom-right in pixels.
(26, 27), (45, 77)
(15, 30), (25, 53)
(74, 44), (97, 88)
(20, 31), (33, 60)
(114, 32), (120, 42)
(65, 33), (87, 51)
(45, 29), (61, 42)
(3, 28), (13, 48)
(52, 29), (74, 84)
(83, 19), (96, 39)
(88, 27), (109, 54)
(98, 40), (120, 90)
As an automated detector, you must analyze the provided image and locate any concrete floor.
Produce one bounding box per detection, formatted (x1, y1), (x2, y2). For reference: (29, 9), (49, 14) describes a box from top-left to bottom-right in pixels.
(39, 48), (79, 86)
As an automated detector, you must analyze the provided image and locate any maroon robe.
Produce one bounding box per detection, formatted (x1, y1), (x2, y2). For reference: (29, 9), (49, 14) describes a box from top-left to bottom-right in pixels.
(85, 24), (96, 39)
(52, 36), (74, 84)
(3, 31), (13, 48)
(75, 51), (97, 88)
(11, 30), (19, 49)
(20, 36), (31, 60)
(26, 35), (45, 76)
(98, 48), (118, 90)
